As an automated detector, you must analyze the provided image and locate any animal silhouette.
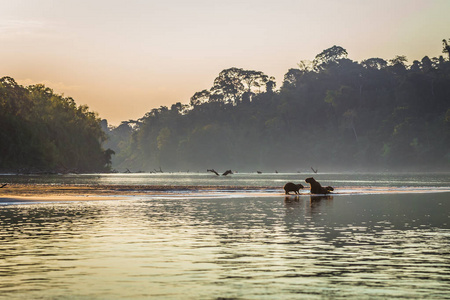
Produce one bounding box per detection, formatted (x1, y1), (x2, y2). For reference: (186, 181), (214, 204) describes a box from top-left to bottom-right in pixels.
(305, 177), (333, 194)
(283, 182), (304, 195)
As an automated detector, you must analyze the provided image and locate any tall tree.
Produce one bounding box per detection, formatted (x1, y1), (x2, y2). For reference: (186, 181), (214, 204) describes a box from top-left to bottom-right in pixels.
(361, 58), (387, 70)
(443, 39), (450, 60)
(210, 67), (270, 105)
(313, 45), (348, 70)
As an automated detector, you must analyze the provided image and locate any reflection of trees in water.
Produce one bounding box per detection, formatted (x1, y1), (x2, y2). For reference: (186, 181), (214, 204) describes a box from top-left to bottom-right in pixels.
(0, 204), (105, 240)
(0, 204), (106, 283)
(140, 197), (280, 244)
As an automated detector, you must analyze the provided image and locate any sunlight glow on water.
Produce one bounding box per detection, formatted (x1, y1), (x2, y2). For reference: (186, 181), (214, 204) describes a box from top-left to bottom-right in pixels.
(0, 173), (449, 299)
(0, 194), (449, 299)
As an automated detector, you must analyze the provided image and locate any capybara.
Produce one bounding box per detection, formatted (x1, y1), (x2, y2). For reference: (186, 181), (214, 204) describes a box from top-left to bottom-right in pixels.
(284, 182), (304, 195)
(305, 177), (333, 194)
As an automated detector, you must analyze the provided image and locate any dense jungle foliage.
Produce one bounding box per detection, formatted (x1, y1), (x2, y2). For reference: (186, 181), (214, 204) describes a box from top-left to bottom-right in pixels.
(0, 77), (113, 173)
(106, 44), (450, 172)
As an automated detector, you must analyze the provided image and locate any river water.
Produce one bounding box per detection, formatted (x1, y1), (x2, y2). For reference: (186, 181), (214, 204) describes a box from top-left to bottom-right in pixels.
(0, 172), (449, 299)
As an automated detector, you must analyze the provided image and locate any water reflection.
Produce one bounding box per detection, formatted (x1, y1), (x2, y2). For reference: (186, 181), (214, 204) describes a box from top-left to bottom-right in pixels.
(0, 193), (449, 299)
(309, 194), (333, 210)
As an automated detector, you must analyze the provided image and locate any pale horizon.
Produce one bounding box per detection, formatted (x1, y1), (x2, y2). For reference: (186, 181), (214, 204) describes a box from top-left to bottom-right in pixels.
(1, 0), (449, 125)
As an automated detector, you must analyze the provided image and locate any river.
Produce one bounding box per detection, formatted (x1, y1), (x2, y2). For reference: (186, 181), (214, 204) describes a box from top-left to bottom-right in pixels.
(0, 172), (449, 299)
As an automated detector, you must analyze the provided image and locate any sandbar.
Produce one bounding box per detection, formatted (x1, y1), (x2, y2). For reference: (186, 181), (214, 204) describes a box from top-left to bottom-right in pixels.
(1, 184), (449, 204)
(0, 184), (279, 203)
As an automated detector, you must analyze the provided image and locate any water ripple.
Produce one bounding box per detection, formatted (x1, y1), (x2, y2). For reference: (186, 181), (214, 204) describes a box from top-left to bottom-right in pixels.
(0, 193), (449, 299)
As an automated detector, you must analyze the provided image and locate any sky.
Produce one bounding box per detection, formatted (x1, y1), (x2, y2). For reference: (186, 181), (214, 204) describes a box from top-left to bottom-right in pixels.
(1, 0), (449, 125)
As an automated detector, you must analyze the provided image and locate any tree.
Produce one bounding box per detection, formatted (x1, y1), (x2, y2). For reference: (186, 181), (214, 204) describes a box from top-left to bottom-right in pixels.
(0, 78), (112, 172)
(297, 60), (313, 72)
(313, 45), (348, 70)
(210, 67), (244, 105)
(241, 70), (268, 93)
(443, 39), (450, 60)
(210, 67), (270, 105)
(282, 68), (304, 88)
(390, 55), (408, 66)
(190, 89), (211, 107)
(421, 56), (433, 72)
(389, 55), (408, 74)
(361, 58), (387, 70)
(410, 60), (421, 72)
(265, 76), (276, 93)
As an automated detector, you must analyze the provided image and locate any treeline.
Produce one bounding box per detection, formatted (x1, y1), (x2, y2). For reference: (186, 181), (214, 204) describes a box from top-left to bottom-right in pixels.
(0, 77), (113, 173)
(106, 44), (450, 172)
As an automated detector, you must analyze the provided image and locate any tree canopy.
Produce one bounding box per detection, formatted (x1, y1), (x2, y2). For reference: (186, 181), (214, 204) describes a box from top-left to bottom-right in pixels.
(4, 43), (449, 174)
(0, 77), (113, 173)
(105, 44), (450, 172)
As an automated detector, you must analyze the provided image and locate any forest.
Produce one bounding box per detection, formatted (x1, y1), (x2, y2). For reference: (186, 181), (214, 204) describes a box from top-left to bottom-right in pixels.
(105, 43), (450, 173)
(1, 42), (449, 173)
(0, 77), (113, 173)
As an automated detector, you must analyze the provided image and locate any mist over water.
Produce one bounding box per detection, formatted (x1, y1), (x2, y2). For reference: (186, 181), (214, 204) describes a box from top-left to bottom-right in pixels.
(0, 173), (449, 299)
(1, 172), (449, 188)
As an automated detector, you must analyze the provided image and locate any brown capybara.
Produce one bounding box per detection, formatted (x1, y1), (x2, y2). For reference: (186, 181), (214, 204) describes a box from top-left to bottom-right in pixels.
(284, 182), (304, 195)
(305, 177), (334, 194)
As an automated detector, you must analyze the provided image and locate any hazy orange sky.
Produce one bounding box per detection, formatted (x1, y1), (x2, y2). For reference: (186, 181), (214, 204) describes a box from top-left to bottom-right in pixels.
(1, 0), (449, 125)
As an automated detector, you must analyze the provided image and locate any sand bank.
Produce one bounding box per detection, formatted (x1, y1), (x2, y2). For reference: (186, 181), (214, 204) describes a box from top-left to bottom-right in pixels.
(2, 184), (448, 204)
(0, 184), (279, 203)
